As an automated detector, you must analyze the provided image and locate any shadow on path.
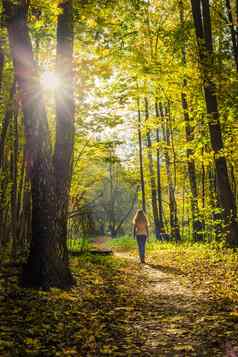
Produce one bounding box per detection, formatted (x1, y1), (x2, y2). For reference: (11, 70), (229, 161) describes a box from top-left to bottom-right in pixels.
(146, 262), (183, 276)
(115, 252), (238, 356)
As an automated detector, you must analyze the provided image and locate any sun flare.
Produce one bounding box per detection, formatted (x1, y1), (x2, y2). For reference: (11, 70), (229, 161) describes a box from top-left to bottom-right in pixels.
(41, 71), (60, 91)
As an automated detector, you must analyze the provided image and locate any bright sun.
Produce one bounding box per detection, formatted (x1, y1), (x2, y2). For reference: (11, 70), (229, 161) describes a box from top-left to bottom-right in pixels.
(41, 71), (60, 91)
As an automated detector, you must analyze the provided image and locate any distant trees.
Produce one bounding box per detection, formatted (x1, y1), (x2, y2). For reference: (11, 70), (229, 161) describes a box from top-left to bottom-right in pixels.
(69, 146), (138, 238)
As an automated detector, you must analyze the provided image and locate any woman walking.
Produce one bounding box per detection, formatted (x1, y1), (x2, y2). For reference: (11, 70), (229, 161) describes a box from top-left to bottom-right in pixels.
(133, 209), (149, 263)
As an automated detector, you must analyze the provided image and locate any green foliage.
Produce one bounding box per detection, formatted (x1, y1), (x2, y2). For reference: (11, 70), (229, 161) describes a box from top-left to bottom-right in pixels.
(107, 235), (137, 251)
(67, 236), (94, 253)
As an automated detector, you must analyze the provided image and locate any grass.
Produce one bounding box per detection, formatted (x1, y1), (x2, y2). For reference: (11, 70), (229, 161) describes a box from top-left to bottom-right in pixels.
(106, 235), (137, 251)
(67, 236), (95, 253)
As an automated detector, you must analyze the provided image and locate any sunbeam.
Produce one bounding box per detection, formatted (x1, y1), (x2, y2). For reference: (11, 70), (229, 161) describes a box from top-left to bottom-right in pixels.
(41, 70), (60, 91)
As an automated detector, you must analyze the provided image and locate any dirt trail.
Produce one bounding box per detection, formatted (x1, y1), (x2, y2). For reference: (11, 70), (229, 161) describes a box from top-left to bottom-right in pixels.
(116, 252), (194, 297)
(114, 252), (238, 356)
(90, 238), (238, 355)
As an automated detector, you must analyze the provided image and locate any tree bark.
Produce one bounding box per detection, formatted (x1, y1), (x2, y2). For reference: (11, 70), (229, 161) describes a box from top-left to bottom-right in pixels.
(108, 149), (116, 237)
(136, 97), (146, 212)
(54, 0), (75, 265)
(0, 38), (4, 93)
(225, 0), (238, 72)
(179, 0), (203, 241)
(144, 97), (160, 239)
(10, 99), (19, 259)
(3, 0), (74, 288)
(0, 81), (16, 249)
(155, 99), (164, 231)
(160, 103), (181, 242)
(208, 168), (222, 240)
(0, 81), (16, 168)
(191, 0), (238, 246)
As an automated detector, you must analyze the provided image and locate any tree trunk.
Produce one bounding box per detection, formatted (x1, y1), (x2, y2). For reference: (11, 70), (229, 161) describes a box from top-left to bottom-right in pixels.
(54, 0), (75, 265)
(236, 0), (238, 48)
(136, 98), (146, 212)
(10, 99), (19, 259)
(179, 0), (203, 241)
(208, 168), (222, 241)
(160, 103), (181, 242)
(4, 0), (74, 288)
(17, 151), (30, 254)
(0, 38), (4, 93)
(225, 0), (238, 72)
(144, 97), (160, 239)
(0, 81), (16, 168)
(191, 0), (238, 246)
(0, 81), (16, 250)
(155, 99), (164, 231)
(182, 91), (203, 241)
(108, 151), (116, 237)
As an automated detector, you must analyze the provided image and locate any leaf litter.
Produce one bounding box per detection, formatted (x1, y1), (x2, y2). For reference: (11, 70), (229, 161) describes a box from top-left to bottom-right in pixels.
(0, 249), (238, 356)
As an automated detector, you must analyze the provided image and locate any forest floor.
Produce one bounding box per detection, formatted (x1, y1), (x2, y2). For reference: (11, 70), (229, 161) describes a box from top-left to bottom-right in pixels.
(0, 240), (238, 356)
(114, 251), (238, 356)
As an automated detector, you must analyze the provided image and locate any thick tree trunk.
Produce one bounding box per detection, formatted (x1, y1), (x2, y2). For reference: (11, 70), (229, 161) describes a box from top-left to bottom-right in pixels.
(144, 97), (160, 239)
(136, 98), (146, 212)
(155, 100), (164, 231)
(54, 0), (75, 265)
(4, 0), (74, 288)
(191, 0), (238, 246)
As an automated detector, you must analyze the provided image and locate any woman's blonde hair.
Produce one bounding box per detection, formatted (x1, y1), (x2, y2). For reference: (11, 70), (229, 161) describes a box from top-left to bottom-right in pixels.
(133, 209), (148, 225)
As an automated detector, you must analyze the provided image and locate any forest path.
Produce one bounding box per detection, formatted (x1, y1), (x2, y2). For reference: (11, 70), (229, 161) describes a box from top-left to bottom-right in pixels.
(112, 251), (238, 356)
(1, 241), (238, 356)
(115, 251), (193, 297)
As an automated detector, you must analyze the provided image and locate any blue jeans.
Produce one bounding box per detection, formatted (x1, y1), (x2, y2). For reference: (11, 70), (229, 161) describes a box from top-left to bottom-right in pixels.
(136, 235), (147, 262)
